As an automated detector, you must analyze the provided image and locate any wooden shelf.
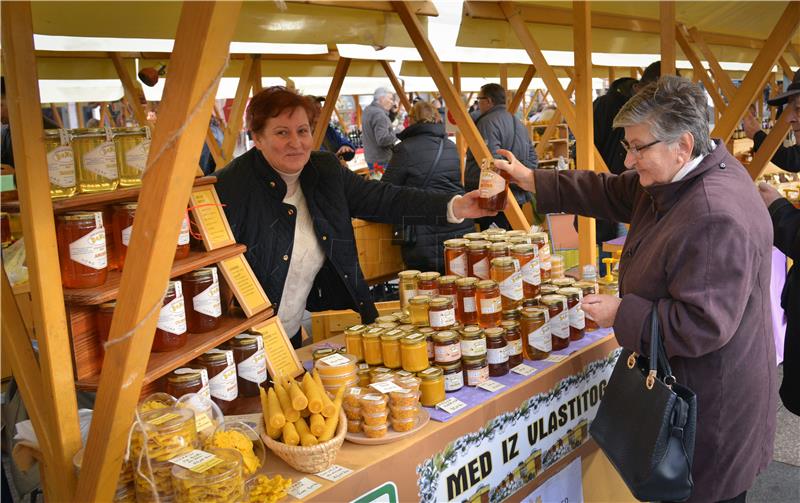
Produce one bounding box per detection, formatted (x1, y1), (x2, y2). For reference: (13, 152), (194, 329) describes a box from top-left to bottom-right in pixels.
(63, 244), (246, 305)
(1, 175), (216, 213)
(75, 307), (274, 391)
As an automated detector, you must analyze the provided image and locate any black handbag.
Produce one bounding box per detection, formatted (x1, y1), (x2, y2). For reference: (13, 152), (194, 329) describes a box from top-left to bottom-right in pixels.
(391, 137), (445, 246)
(589, 307), (696, 502)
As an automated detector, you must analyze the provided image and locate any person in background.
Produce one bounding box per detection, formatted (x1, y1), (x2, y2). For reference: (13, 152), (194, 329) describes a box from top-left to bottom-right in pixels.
(495, 76), (776, 503)
(381, 101), (474, 272)
(361, 87), (397, 171)
(464, 83), (538, 230)
(1, 77), (60, 168)
(198, 116), (224, 175)
(311, 96), (355, 163)
(743, 69), (800, 171)
(214, 87), (496, 347)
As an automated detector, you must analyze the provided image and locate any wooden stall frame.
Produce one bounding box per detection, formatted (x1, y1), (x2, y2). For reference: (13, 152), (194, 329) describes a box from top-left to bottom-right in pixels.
(660, 1), (676, 76)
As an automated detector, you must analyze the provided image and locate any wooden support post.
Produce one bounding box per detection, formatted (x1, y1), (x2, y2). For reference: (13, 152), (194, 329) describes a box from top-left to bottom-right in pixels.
(500, 63), (510, 102)
(395, 1), (529, 231)
(536, 79), (576, 157)
(711, 2), (800, 143)
(206, 125), (226, 169)
(111, 52), (149, 126)
(75, 3), (242, 501)
(222, 54), (256, 160)
(524, 92), (537, 118)
(747, 118), (791, 180)
(49, 103), (63, 128)
(630, 67), (638, 79)
(1, 3), (82, 500)
(251, 54), (263, 93)
(355, 96), (363, 128)
(574, 1), (597, 268)
(314, 57), (351, 149)
(453, 61), (467, 183)
(608, 66), (615, 83)
(778, 57), (794, 79)
(508, 65), (536, 114)
(76, 102), (85, 127)
(687, 26), (737, 102)
(788, 44), (800, 68)
(379, 60), (412, 113)
(660, 1), (676, 76)
(676, 27), (727, 113)
(333, 107), (347, 129)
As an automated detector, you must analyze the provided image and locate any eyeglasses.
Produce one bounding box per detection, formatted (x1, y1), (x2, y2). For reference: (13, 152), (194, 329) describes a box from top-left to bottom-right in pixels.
(620, 138), (661, 158)
(476, 96), (489, 101)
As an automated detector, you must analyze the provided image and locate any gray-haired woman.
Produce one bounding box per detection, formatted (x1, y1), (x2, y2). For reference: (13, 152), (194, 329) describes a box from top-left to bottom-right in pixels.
(496, 76), (776, 503)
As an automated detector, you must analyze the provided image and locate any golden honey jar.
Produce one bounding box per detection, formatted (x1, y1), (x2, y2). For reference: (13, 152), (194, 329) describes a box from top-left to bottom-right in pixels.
(72, 128), (119, 193)
(44, 129), (77, 199)
(113, 126), (151, 187)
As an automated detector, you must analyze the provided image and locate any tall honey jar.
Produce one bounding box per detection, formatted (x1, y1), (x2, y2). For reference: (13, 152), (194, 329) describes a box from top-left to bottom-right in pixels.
(521, 307), (550, 360)
(175, 214), (191, 260)
(455, 277), (478, 325)
(113, 126), (151, 187)
(44, 129), (77, 198)
(501, 320), (523, 368)
(476, 280), (502, 328)
(488, 242), (511, 260)
(530, 232), (551, 281)
(111, 202), (137, 268)
(72, 128), (119, 193)
(417, 272), (440, 297)
(443, 239), (468, 277)
(491, 257), (523, 310)
(344, 324), (367, 362)
(363, 327), (385, 365)
(485, 327), (509, 377)
(195, 349), (238, 414)
(227, 334), (267, 396)
(512, 244), (540, 299)
(574, 281), (599, 331)
(153, 281), (188, 352)
(400, 333), (429, 372)
(437, 275), (458, 307)
(56, 211), (108, 288)
(541, 295), (570, 351)
(428, 296), (456, 331)
(408, 295), (431, 327)
(181, 267), (222, 333)
(467, 240), (491, 280)
(397, 270), (421, 312)
(478, 158), (509, 211)
(557, 287), (585, 341)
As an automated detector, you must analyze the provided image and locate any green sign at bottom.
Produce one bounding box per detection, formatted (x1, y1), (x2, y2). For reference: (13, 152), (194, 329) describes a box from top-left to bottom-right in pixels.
(351, 481), (398, 503)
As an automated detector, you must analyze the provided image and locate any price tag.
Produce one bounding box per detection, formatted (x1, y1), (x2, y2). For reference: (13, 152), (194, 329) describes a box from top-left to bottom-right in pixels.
(315, 464), (353, 482)
(251, 317), (303, 379)
(170, 450), (223, 473)
(218, 255), (271, 317)
(287, 477), (322, 499)
(370, 381), (405, 394)
(511, 363), (538, 376)
(545, 354), (569, 363)
(319, 353), (352, 367)
(477, 380), (506, 392)
(189, 186), (235, 250)
(435, 397), (467, 414)
(358, 363), (370, 370)
(195, 412), (214, 434)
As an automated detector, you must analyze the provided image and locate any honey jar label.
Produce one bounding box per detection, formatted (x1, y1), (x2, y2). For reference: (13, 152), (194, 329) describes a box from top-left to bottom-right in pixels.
(522, 259), (541, 286)
(461, 338), (487, 356)
(569, 305), (586, 330)
(429, 308), (455, 328)
(124, 139), (150, 174)
(479, 169), (505, 198)
(68, 227), (107, 270)
(444, 372), (464, 391)
(209, 361), (238, 401)
(508, 339), (523, 356)
(487, 347), (508, 365)
(170, 449), (223, 474)
(480, 296), (502, 314)
(47, 146), (76, 188)
(466, 366), (489, 386)
(462, 296), (477, 313)
(418, 288), (438, 297)
(177, 215), (191, 246)
(528, 326), (552, 352)
(120, 225), (133, 247)
(83, 141), (119, 180)
(238, 349), (267, 384)
(157, 296), (187, 335)
(448, 253), (467, 277)
(552, 312), (570, 339)
(499, 272), (523, 301)
(434, 342), (461, 362)
(192, 282), (222, 318)
(473, 257), (490, 279)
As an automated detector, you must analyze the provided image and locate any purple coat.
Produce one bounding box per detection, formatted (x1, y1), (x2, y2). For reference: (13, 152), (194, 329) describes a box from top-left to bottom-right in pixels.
(535, 142), (777, 502)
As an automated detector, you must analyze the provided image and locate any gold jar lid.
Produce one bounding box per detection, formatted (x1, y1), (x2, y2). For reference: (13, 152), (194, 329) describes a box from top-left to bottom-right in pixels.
(467, 240), (490, 250)
(375, 314), (400, 324)
(398, 324), (416, 332)
(485, 235), (508, 244)
(540, 294), (567, 307)
(490, 256), (515, 268)
(345, 324), (368, 336)
(380, 330), (403, 342)
(429, 296), (453, 309)
(184, 267), (215, 280)
(198, 349), (230, 364)
(484, 327), (506, 340)
(401, 333), (426, 345)
(113, 202), (139, 211)
(57, 210), (102, 221)
(574, 281), (596, 295)
(417, 366), (444, 380)
(540, 284), (560, 295)
(418, 327), (435, 335)
(229, 334), (258, 347)
(431, 330), (458, 344)
(460, 325), (484, 339)
(443, 238), (468, 248)
(438, 275), (458, 285)
(363, 327), (385, 339)
(511, 243), (535, 254)
(112, 126), (149, 136)
(551, 278), (576, 288)
(500, 320), (520, 330)
(418, 271), (441, 282)
(476, 279), (498, 290)
(44, 128), (66, 138)
(502, 308), (520, 320)
(483, 228), (506, 236)
(455, 277), (479, 287)
(508, 236), (531, 245)
(167, 368), (202, 384)
(557, 287), (583, 300)
(529, 232), (548, 244)
(436, 361), (463, 372)
(165, 280), (179, 298)
(462, 354), (487, 365)
(505, 230), (527, 238)
(376, 322), (398, 330)
(71, 127), (108, 137)
(409, 295), (431, 305)
(463, 232), (486, 241)
(521, 307), (548, 320)
(313, 348), (337, 360)
(398, 269), (421, 279)
(489, 242), (511, 252)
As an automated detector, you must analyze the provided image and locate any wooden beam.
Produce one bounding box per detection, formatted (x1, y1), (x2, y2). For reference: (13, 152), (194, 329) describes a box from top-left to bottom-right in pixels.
(712, 2), (800, 143)
(787, 43), (800, 68)
(395, 1), (529, 231)
(355, 96), (363, 128)
(0, 3), (81, 500)
(75, 3), (242, 501)
(251, 54), (263, 93)
(535, 80), (576, 157)
(676, 27), (727, 113)
(608, 66), (615, 83)
(333, 107), (347, 129)
(49, 103), (63, 128)
(205, 125), (226, 169)
(110, 52), (149, 126)
(508, 65), (536, 114)
(660, 1), (676, 76)
(379, 60), (413, 112)
(499, 63), (509, 102)
(687, 26), (737, 103)
(313, 57), (351, 149)
(524, 91), (537, 118)
(747, 117), (791, 180)
(453, 62), (467, 183)
(222, 54), (256, 160)
(778, 56), (794, 79)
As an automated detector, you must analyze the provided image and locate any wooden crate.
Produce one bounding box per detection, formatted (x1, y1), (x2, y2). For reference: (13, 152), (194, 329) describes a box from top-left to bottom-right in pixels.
(352, 219), (404, 283)
(310, 300), (401, 342)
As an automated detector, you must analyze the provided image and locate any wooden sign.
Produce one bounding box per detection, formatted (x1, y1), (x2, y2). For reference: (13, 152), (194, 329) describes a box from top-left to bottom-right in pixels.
(217, 254), (271, 317)
(251, 317), (303, 380)
(190, 185), (236, 250)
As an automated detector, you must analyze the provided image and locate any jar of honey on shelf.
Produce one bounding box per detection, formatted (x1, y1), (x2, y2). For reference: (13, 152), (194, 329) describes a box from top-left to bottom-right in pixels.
(153, 281), (188, 352)
(455, 277), (478, 325)
(397, 270), (421, 312)
(521, 307), (551, 360)
(195, 349), (238, 414)
(418, 327), (436, 362)
(95, 301), (116, 346)
(483, 228), (506, 238)
(408, 296), (431, 327)
(437, 360), (464, 392)
(0, 213), (10, 247)
(557, 287), (585, 341)
(165, 368), (208, 399)
(476, 280), (502, 328)
(344, 324), (367, 362)
(485, 327), (509, 377)
(459, 325), (487, 358)
(417, 272), (440, 298)
(175, 214), (191, 260)
(491, 257), (523, 311)
(113, 126), (151, 187)
(501, 320), (523, 368)
(71, 128), (119, 193)
(428, 297), (456, 331)
(417, 367), (446, 406)
(551, 277), (576, 289)
(437, 275), (458, 306)
(227, 334), (267, 397)
(110, 202), (136, 268)
(400, 333), (429, 372)
(530, 232), (551, 281)
(502, 308), (521, 322)
(467, 241), (491, 280)
(511, 244), (540, 299)
(574, 281), (599, 331)
(541, 295), (570, 351)
(443, 239), (468, 277)
(181, 267), (222, 333)
(432, 330), (461, 365)
(380, 329), (404, 369)
(44, 129), (77, 199)
(462, 355), (489, 387)
(56, 211), (108, 288)
(488, 242), (510, 260)
(478, 158), (509, 211)
(362, 327), (385, 365)
(485, 234), (508, 245)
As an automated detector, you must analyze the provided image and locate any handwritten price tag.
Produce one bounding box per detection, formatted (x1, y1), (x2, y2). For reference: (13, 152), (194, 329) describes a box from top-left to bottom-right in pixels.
(545, 354), (569, 363)
(511, 363), (537, 376)
(477, 380), (506, 392)
(315, 464), (353, 482)
(288, 478), (322, 499)
(436, 397), (467, 414)
(170, 450), (223, 473)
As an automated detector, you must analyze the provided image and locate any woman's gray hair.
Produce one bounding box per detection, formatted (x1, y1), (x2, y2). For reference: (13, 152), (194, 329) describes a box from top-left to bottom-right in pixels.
(613, 75), (712, 157)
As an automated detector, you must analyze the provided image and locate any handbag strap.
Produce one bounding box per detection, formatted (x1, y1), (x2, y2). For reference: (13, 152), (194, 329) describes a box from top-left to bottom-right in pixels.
(420, 137), (445, 188)
(648, 306), (677, 388)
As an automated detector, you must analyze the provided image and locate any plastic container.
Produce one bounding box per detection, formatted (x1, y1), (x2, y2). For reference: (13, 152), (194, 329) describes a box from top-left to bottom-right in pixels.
(391, 415), (419, 432)
(129, 407), (198, 462)
(171, 448), (244, 503)
(362, 423), (388, 438)
(389, 404), (420, 420)
(389, 388), (420, 407)
(347, 418), (362, 433)
(358, 393), (388, 414)
(362, 410), (390, 426)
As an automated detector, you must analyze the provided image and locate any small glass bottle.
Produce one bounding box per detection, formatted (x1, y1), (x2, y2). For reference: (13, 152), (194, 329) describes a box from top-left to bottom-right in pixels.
(476, 280), (502, 328)
(111, 202), (137, 269)
(467, 240), (491, 280)
(462, 355), (489, 387)
(459, 325), (487, 358)
(512, 244), (540, 299)
(501, 320), (523, 368)
(44, 129), (77, 199)
(432, 330), (461, 365)
(417, 367), (446, 407)
(428, 296), (456, 331)
(485, 327), (509, 377)
(380, 329), (404, 369)
(417, 272), (441, 298)
(227, 334), (267, 397)
(165, 368), (206, 399)
(443, 239), (469, 277)
(174, 214), (191, 261)
(557, 287), (585, 341)
(344, 324), (367, 362)
(397, 270), (421, 313)
(362, 327), (385, 365)
(521, 307), (551, 360)
(181, 268), (222, 334)
(153, 281), (188, 352)
(541, 295), (570, 351)
(408, 296), (431, 327)
(56, 211), (108, 288)
(491, 257), (523, 311)
(95, 301), (116, 345)
(478, 157), (509, 211)
(574, 281), (599, 331)
(400, 333), (429, 372)
(488, 242), (511, 260)
(455, 277), (478, 325)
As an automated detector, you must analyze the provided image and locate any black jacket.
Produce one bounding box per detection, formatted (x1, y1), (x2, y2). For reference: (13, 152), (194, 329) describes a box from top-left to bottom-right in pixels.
(215, 148), (453, 324)
(381, 123), (475, 272)
(754, 130), (800, 172)
(593, 90), (629, 176)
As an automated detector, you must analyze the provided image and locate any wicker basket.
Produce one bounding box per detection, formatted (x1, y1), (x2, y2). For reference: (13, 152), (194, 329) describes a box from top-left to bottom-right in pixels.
(261, 410), (347, 473)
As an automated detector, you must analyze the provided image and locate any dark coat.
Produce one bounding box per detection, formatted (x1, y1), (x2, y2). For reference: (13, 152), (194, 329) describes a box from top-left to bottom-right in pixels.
(535, 142), (777, 502)
(215, 148), (453, 326)
(321, 125), (356, 161)
(754, 130), (800, 172)
(381, 122), (475, 272)
(769, 197), (800, 415)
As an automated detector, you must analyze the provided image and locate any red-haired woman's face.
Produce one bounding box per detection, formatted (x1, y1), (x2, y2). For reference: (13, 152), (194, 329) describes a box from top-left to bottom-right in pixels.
(252, 106), (313, 174)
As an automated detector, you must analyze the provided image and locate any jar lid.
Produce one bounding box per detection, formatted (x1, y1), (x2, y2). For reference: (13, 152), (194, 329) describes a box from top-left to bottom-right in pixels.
(345, 324), (367, 335)
(368, 366), (392, 376)
(112, 126), (149, 135)
(491, 257), (515, 268)
(463, 232), (486, 241)
(540, 284), (560, 295)
(313, 348), (337, 360)
(418, 271), (441, 282)
(483, 228), (506, 236)
(540, 294), (567, 307)
(57, 210), (102, 221)
(71, 127), (108, 136)
(460, 325), (484, 338)
(438, 275), (458, 285)
(476, 279), (497, 290)
(505, 230), (527, 238)
(401, 333), (425, 345)
(165, 280), (179, 297)
(486, 235), (508, 243)
(171, 447), (242, 485)
(376, 322), (398, 330)
(198, 349), (230, 364)
(453, 278), (477, 289)
(375, 314), (400, 324)
(398, 324), (416, 332)
(431, 330), (458, 343)
(502, 308), (520, 320)
(443, 238), (468, 248)
(489, 241), (511, 251)
(557, 287), (583, 299)
(184, 267), (215, 280)
(574, 281), (597, 294)
(229, 334), (258, 347)
(418, 327), (435, 334)
(98, 301), (117, 309)
(529, 232), (548, 244)
(467, 240), (490, 250)
(137, 406), (195, 433)
(500, 320), (520, 330)
(363, 327), (385, 339)
(409, 295), (431, 305)
(44, 128), (66, 138)
(551, 278), (576, 287)
(113, 202), (139, 211)
(462, 354), (487, 364)
(417, 366), (444, 380)
(511, 243), (535, 254)
(507, 236), (531, 245)
(436, 361), (463, 372)
(429, 296), (453, 308)
(484, 327), (506, 339)
(380, 330), (403, 342)
(398, 269), (421, 279)
(167, 368), (203, 384)
(521, 307), (548, 319)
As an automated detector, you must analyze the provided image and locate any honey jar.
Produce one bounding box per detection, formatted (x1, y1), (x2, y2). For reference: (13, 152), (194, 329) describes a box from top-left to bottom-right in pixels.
(443, 239), (468, 277)
(175, 214), (191, 260)
(530, 232), (551, 281)
(455, 277), (478, 325)
(417, 272), (441, 298)
(476, 280), (502, 328)
(501, 320), (523, 368)
(467, 240), (491, 280)
(541, 295), (570, 351)
(418, 367), (446, 406)
(574, 281), (599, 331)
(56, 211), (108, 288)
(113, 126), (150, 187)
(398, 270), (421, 312)
(488, 242), (511, 260)
(491, 257), (523, 311)
(462, 355), (489, 387)
(478, 158), (509, 211)
(380, 329), (404, 369)
(511, 244), (540, 298)
(408, 295), (431, 327)
(227, 334), (267, 397)
(344, 324), (367, 362)
(362, 327), (385, 365)
(459, 325), (487, 357)
(521, 307), (551, 360)
(110, 202), (136, 268)
(400, 334), (429, 372)
(181, 268), (222, 334)
(432, 330), (461, 365)
(485, 327), (509, 377)
(437, 275), (458, 306)
(195, 349), (238, 414)
(428, 296), (456, 331)
(165, 368), (208, 399)
(71, 127), (119, 193)
(557, 287), (585, 341)
(153, 281), (188, 352)
(437, 361), (464, 392)
(0, 212), (10, 247)
(44, 129), (77, 198)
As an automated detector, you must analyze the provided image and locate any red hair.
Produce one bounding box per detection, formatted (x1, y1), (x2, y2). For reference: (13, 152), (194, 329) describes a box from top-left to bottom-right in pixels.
(246, 86), (318, 135)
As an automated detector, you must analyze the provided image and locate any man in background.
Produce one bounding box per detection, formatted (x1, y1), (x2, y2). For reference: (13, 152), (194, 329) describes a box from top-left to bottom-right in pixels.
(361, 87), (398, 171)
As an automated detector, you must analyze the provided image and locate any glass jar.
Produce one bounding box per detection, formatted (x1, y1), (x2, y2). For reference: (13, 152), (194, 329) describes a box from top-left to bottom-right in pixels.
(400, 334), (429, 372)
(540, 284), (560, 297)
(575, 281), (599, 331)
(375, 314), (400, 324)
(502, 308), (521, 322)
(418, 327), (436, 362)
(130, 407), (198, 462)
(485, 327), (509, 377)
(153, 281), (188, 352)
(521, 307), (551, 360)
(432, 330), (461, 365)
(408, 295), (431, 327)
(485, 234), (508, 244)
(44, 129), (77, 198)
(56, 211), (108, 288)
(476, 280), (502, 328)
(95, 301), (116, 345)
(558, 287), (585, 341)
(443, 239), (468, 277)
(0, 212), (10, 247)
(181, 268), (222, 334)
(113, 126), (150, 187)
(512, 244), (540, 299)
(478, 158), (509, 211)
(437, 275), (458, 307)
(417, 367), (446, 407)
(380, 330), (404, 369)
(463, 355), (489, 387)
(71, 128), (119, 193)
(398, 270), (421, 313)
(171, 447), (244, 503)
(483, 228), (507, 238)
(101, 208), (118, 272)
(541, 295), (570, 351)
(165, 368), (206, 399)
(530, 232), (551, 281)
(437, 361), (464, 392)
(467, 240), (491, 280)
(491, 257), (523, 311)
(111, 202), (136, 269)
(488, 242), (511, 260)
(501, 320), (523, 368)
(417, 272), (440, 298)
(454, 277), (478, 325)
(459, 325), (487, 357)
(227, 334), (267, 397)
(551, 277), (576, 289)
(362, 327), (385, 365)
(344, 324), (367, 362)
(464, 232), (485, 241)
(428, 296), (456, 331)
(195, 349), (238, 414)
(175, 214), (191, 260)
